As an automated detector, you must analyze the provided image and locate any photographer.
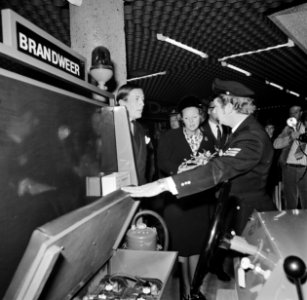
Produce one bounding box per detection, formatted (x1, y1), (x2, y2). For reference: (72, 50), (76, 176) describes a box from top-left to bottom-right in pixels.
(273, 105), (307, 209)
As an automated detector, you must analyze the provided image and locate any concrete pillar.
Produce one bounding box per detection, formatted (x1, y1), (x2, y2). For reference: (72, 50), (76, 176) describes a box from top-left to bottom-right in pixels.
(70, 0), (127, 89)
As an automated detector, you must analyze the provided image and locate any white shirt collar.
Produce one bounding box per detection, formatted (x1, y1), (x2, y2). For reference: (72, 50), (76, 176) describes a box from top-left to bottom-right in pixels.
(208, 119), (218, 127)
(208, 119), (222, 138)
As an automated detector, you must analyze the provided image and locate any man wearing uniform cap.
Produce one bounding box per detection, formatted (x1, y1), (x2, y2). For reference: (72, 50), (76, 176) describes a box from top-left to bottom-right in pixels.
(123, 78), (276, 235)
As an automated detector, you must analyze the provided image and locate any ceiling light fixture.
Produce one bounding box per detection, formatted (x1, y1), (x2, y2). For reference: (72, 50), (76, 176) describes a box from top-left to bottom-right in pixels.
(218, 39), (294, 62)
(286, 89), (300, 97)
(265, 80), (284, 90)
(157, 33), (208, 58)
(221, 61), (251, 76)
(127, 71), (167, 82)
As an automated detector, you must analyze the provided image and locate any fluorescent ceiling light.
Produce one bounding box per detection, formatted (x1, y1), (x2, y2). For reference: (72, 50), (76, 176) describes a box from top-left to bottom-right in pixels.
(287, 89), (300, 97)
(265, 81), (303, 98)
(218, 39), (294, 61)
(221, 61), (251, 76)
(265, 80), (284, 90)
(157, 33), (208, 58)
(127, 71), (167, 82)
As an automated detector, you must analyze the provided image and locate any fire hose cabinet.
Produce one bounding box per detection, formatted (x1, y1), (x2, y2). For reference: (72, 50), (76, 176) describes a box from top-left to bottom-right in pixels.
(4, 190), (179, 300)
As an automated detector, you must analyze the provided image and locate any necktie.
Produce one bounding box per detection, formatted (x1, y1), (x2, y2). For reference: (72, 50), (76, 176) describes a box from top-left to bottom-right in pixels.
(216, 125), (222, 147)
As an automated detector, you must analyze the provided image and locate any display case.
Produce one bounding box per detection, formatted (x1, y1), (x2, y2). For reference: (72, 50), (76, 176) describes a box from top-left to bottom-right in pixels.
(4, 190), (179, 300)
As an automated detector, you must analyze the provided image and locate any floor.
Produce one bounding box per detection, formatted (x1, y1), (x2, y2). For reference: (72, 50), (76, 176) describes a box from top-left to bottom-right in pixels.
(200, 272), (237, 300)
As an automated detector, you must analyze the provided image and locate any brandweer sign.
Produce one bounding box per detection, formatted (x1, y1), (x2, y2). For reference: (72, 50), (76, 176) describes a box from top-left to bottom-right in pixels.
(16, 22), (85, 80)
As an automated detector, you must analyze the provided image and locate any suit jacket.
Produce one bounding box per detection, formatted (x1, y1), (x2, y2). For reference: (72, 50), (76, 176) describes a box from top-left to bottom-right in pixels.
(157, 127), (212, 176)
(201, 121), (229, 153)
(131, 121), (147, 185)
(172, 115), (275, 233)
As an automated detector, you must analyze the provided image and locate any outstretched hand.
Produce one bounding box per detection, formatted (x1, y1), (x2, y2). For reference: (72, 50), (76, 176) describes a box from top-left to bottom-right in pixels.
(122, 180), (164, 198)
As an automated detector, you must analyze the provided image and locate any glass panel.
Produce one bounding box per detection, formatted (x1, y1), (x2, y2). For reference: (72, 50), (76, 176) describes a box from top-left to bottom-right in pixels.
(0, 72), (117, 297)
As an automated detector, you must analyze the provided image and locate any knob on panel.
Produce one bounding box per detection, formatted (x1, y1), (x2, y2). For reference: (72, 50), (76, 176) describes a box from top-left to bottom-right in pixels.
(284, 256), (306, 280)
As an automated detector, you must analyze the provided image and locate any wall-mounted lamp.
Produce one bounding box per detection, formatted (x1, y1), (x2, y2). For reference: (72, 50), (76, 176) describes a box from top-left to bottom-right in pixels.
(90, 46), (113, 90)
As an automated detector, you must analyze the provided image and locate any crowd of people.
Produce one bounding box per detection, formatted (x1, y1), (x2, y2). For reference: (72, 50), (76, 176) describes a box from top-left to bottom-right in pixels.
(120, 78), (294, 299)
(119, 78), (307, 299)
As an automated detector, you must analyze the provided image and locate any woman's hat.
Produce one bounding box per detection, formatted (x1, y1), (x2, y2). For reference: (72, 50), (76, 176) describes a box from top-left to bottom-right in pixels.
(177, 95), (202, 113)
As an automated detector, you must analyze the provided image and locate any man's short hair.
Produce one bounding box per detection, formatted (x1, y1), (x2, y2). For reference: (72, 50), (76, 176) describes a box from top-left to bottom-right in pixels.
(289, 105), (302, 112)
(116, 83), (141, 103)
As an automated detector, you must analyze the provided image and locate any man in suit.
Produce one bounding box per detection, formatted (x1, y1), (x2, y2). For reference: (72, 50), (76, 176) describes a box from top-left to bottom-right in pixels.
(123, 78), (275, 235)
(201, 100), (229, 154)
(117, 83), (148, 185)
(169, 109), (181, 130)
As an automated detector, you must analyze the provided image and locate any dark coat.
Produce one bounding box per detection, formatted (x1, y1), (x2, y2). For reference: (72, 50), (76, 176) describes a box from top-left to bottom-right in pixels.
(131, 121), (147, 185)
(172, 115), (275, 234)
(157, 127), (217, 255)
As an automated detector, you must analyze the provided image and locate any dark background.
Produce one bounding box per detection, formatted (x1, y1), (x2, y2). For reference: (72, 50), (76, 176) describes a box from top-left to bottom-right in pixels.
(0, 73), (111, 297)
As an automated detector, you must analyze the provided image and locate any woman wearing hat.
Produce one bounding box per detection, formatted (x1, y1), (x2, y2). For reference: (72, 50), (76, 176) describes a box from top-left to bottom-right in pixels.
(157, 95), (214, 299)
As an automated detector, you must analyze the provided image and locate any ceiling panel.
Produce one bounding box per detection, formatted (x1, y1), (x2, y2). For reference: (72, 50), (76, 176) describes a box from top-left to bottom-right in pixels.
(1, 0), (307, 111)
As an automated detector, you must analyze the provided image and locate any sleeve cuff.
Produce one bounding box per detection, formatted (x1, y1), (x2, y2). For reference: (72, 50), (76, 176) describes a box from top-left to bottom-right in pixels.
(165, 177), (178, 195)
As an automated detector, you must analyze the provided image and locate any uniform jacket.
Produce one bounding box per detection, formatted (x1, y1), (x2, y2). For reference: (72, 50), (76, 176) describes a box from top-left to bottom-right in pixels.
(131, 121), (147, 185)
(171, 115), (275, 232)
(157, 127), (213, 177)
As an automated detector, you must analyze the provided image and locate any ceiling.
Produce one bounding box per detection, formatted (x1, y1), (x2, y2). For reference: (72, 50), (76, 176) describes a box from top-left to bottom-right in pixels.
(1, 0), (307, 113)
